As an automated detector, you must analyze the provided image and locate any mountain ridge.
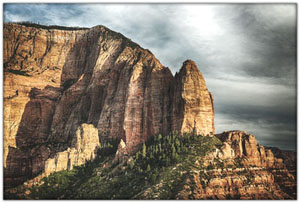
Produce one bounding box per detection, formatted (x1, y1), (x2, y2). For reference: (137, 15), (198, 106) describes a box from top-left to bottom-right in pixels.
(4, 22), (214, 187)
(3, 23), (296, 199)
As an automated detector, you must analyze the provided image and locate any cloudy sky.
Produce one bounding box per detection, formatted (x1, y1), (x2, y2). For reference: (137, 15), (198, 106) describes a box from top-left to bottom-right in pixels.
(4, 3), (297, 150)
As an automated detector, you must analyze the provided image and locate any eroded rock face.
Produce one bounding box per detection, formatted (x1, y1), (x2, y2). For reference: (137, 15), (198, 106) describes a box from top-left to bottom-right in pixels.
(4, 23), (215, 186)
(266, 147), (296, 170)
(44, 123), (100, 175)
(16, 86), (61, 148)
(175, 131), (296, 200)
(4, 85), (61, 187)
(4, 23), (87, 168)
(176, 167), (295, 200)
(215, 131), (283, 168)
(172, 60), (215, 136)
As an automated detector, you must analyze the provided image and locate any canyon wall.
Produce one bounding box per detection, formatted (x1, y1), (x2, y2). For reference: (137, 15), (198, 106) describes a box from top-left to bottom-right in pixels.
(4, 24), (88, 168)
(178, 131), (296, 199)
(4, 23), (215, 187)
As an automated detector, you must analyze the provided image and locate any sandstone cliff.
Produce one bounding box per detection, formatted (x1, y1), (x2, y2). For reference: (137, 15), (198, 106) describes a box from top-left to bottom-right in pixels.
(213, 131), (283, 168)
(4, 23), (215, 187)
(4, 24), (87, 168)
(172, 60), (215, 136)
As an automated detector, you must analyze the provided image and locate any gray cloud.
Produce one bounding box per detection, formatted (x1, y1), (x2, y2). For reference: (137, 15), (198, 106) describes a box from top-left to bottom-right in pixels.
(211, 4), (296, 83)
(4, 3), (297, 150)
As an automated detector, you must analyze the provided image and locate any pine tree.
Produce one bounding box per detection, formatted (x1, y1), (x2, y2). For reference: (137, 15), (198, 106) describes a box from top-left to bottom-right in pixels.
(129, 160), (135, 169)
(136, 151), (140, 160)
(155, 145), (159, 154)
(146, 164), (151, 172)
(142, 143), (147, 158)
(150, 152), (153, 160)
(166, 157), (170, 166)
(175, 138), (180, 147)
(151, 173), (157, 183)
(171, 144), (176, 160)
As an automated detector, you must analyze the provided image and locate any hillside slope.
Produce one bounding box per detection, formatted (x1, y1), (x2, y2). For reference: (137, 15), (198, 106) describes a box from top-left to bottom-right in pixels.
(5, 132), (296, 199)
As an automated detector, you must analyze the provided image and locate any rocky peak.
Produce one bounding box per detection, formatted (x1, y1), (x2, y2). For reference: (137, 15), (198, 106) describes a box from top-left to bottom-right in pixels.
(216, 131), (284, 168)
(172, 60), (215, 136)
(178, 59), (200, 74)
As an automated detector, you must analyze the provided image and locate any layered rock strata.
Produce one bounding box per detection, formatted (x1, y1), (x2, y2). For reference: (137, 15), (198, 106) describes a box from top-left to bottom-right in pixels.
(177, 166), (296, 200)
(214, 131), (283, 168)
(4, 23), (88, 168)
(175, 131), (296, 200)
(4, 23), (215, 187)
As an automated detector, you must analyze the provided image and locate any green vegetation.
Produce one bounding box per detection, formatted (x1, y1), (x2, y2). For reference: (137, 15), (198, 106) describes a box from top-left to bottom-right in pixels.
(4, 132), (296, 200)
(11, 21), (89, 30)
(4, 133), (224, 200)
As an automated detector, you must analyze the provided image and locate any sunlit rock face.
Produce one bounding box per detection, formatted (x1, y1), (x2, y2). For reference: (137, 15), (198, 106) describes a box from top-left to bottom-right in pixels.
(4, 23), (215, 187)
(4, 23), (87, 168)
(45, 123), (100, 175)
(215, 131), (282, 168)
(172, 60), (215, 136)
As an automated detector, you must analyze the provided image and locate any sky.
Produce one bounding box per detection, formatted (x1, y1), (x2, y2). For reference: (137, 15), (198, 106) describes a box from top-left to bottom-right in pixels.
(4, 3), (297, 151)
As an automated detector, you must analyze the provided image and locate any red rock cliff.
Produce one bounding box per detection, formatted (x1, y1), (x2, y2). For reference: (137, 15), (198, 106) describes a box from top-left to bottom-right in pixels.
(172, 60), (215, 136)
(4, 23), (215, 187)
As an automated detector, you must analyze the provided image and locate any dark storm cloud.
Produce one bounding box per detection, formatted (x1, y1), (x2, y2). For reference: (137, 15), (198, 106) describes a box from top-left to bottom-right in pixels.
(215, 108), (296, 151)
(3, 4), (297, 150)
(214, 5), (296, 150)
(212, 4), (296, 84)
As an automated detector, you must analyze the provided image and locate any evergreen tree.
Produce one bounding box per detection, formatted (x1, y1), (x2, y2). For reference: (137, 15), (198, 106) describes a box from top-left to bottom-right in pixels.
(136, 151), (140, 160)
(158, 134), (162, 141)
(129, 160), (135, 170)
(166, 157), (170, 166)
(150, 152), (153, 160)
(146, 164), (151, 172)
(175, 138), (180, 147)
(171, 144), (176, 160)
(151, 173), (157, 183)
(142, 143), (147, 158)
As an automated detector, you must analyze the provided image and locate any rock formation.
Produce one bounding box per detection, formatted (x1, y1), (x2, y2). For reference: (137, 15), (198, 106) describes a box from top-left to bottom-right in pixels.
(4, 23), (88, 170)
(176, 166), (295, 200)
(4, 23), (215, 187)
(172, 60), (215, 136)
(45, 123), (100, 175)
(175, 131), (296, 200)
(214, 131), (283, 168)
